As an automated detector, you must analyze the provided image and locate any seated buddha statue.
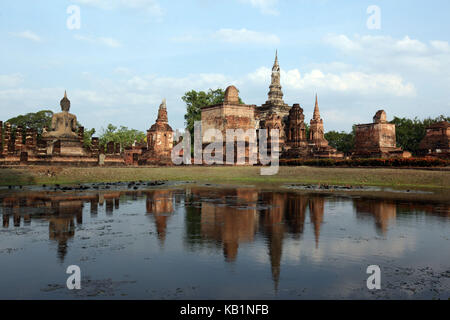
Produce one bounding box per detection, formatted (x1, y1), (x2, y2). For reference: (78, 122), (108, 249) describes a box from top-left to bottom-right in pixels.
(42, 91), (79, 140)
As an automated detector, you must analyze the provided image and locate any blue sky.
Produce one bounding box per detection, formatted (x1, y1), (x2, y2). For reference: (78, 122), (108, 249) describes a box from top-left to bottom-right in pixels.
(1, 0), (449, 133)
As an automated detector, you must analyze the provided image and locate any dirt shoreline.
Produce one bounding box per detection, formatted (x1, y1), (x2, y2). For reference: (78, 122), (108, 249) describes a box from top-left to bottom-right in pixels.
(1, 180), (449, 204)
(0, 166), (449, 193)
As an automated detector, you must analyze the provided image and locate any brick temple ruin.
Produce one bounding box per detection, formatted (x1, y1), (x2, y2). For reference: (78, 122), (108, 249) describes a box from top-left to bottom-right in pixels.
(0, 92), (178, 166)
(201, 52), (343, 163)
(2, 52), (445, 167)
(353, 110), (411, 159)
(139, 99), (174, 165)
(0, 92), (105, 166)
(418, 121), (450, 158)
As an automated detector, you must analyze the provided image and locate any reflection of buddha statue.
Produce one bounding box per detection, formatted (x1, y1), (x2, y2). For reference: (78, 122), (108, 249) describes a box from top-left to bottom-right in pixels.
(42, 91), (78, 139)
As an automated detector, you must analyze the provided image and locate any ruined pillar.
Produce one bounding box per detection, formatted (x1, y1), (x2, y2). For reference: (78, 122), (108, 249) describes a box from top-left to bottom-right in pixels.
(0, 121), (3, 155)
(3, 123), (11, 154)
(115, 143), (121, 154)
(91, 137), (99, 156)
(25, 128), (37, 150)
(106, 141), (114, 154)
(78, 126), (84, 144)
(15, 126), (23, 152)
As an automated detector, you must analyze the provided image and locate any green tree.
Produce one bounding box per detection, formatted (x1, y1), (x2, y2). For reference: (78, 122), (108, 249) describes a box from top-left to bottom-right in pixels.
(6, 109), (95, 148)
(7, 110), (53, 138)
(325, 129), (355, 155)
(182, 88), (244, 136)
(390, 115), (449, 154)
(82, 128), (96, 148)
(99, 124), (146, 151)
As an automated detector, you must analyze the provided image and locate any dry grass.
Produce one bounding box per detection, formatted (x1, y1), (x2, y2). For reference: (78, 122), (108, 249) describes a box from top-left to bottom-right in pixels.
(0, 165), (449, 190)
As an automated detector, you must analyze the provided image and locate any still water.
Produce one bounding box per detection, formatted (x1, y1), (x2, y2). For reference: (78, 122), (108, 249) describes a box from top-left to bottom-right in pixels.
(0, 186), (449, 299)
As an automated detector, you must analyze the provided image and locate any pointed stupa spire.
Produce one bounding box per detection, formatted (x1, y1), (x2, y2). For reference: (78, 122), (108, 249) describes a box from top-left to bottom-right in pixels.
(313, 93), (321, 120)
(266, 50), (284, 106)
(156, 98), (168, 123)
(273, 49), (279, 70)
(64, 90), (67, 98)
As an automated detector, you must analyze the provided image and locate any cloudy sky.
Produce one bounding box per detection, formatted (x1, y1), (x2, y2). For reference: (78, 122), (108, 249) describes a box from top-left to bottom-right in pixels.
(1, 0), (449, 133)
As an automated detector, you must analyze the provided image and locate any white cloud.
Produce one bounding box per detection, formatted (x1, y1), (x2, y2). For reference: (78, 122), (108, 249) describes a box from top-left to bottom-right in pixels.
(247, 67), (415, 97)
(214, 28), (280, 45)
(239, 0), (279, 15)
(73, 0), (163, 17)
(10, 30), (41, 42)
(0, 73), (24, 87)
(430, 40), (450, 53)
(74, 34), (121, 48)
(323, 34), (450, 74)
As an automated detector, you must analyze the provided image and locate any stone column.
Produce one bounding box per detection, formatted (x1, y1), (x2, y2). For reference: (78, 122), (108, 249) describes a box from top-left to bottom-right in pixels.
(0, 121), (3, 155)
(91, 137), (99, 156)
(15, 126), (23, 152)
(106, 141), (114, 154)
(115, 143), (121, 154)
(25, 128), (35, 149)
(78, 126), (84, 144)
(32, 129), (38, 148)
(4, 123), (11, 154)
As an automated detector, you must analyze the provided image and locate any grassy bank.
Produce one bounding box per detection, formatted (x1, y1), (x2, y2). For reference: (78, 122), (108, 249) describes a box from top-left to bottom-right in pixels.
(0, 166), (449, 190)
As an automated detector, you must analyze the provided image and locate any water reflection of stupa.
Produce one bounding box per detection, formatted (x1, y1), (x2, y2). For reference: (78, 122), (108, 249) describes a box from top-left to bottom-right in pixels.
(183, 189), (326, 292)
(197, 189), (258, 262)
(309, 197), (325, 248)
(285, 193), (308, 237)
(146, 190), (174, 245)
(355, 199), (397, 235)
(260, 192), (287, 292)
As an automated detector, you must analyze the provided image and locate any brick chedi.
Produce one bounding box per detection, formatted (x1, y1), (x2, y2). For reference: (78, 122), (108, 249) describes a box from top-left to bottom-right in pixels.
(308, 95), (343, 158)
(283, 104), (309, 158)
(353, 110), (410, 158)
(260, 112), (284, 156)
(141, 99), (174, 165)
(200, 52), (345, 163)
(418, 121), (450, 159)
(258, 51), (291, 125)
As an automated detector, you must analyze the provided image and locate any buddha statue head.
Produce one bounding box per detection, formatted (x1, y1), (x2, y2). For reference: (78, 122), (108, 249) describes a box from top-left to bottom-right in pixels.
(60, 91), (71, 112)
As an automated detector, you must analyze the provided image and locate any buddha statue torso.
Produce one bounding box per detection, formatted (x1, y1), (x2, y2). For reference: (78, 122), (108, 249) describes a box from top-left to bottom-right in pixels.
(42, 91), (79, 140)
